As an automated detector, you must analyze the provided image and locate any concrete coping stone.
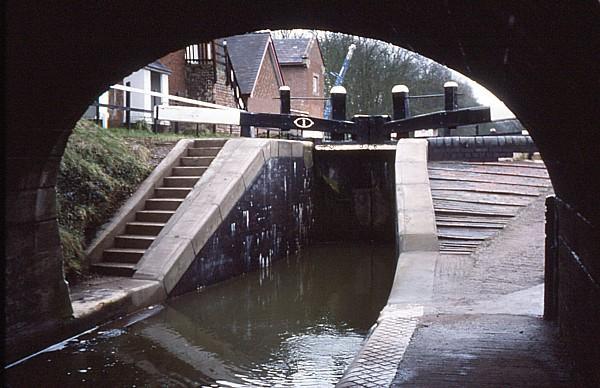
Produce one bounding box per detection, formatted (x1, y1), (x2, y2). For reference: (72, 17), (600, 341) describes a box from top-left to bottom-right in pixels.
(395, 139), (439, 252)
(340, 139), (441, 384)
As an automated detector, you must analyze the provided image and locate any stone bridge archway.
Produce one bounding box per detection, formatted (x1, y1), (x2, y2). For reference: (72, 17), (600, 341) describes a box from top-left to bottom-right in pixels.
(6, 1), (599, 377)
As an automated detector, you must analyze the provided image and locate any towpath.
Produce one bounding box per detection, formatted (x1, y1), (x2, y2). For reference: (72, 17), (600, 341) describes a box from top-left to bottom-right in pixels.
(340, 160), (580, 387)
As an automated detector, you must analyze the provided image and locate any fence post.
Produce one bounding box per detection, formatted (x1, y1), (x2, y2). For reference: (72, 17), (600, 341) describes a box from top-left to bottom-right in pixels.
(95, 97), (101, 125)
(153, 109), (159, 133)
(442, 81), (458, 136)
(125, 82), (131, 129)
(330, 85), (347, 141)
(241, 125), (251, 137)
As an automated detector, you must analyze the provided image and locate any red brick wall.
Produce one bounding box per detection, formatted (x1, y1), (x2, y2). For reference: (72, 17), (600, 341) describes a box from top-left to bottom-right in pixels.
(213, 65), (240, 133)
(161, 47), (239, 134)
(160, 50), (187, 97)
(247, 45), (282, 114)
(280, 39), (325, 117)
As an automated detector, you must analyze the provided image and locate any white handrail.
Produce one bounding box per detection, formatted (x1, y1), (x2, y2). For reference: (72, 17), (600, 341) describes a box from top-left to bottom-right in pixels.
(110, 84), (241, 111)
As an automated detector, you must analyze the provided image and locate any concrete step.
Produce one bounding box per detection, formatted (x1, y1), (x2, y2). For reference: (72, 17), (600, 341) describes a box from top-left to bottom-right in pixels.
(187, 147), (221, 157)
(125, 221), (165, 235)
(194, 139), (227, 148)
(171, 166), (208, 176)
(180, 156), (214, 167)
(136, 210), (176, 223)
(102, 248), (146, 263)
(114, 235), (155, 249)
(162, 176), (200, 188)
(91, 262), (136, 277)
(145, 198), (184, 211)
(154, 187), (192, 198)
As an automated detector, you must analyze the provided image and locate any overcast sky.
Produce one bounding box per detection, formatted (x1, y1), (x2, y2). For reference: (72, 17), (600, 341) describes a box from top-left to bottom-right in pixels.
(269, 29), (517, 121)
(452, 71), (516, 121)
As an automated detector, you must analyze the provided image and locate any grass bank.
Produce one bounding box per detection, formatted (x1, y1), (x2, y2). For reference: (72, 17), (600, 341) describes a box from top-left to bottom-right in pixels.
(56, 120), (199, 283)
(57, 120), (155, 283)
(58, 121), (232, 283)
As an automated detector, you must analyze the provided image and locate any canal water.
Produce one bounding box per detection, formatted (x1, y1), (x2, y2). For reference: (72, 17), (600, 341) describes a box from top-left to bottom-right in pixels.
(6, 242), (396, 387)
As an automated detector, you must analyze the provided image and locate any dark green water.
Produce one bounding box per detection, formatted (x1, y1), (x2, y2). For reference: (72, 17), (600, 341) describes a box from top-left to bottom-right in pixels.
(6, 243), (395, 387)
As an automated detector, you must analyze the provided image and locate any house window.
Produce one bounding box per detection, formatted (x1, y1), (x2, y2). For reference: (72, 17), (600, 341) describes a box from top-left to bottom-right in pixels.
(312, 75), (319, 96)
(151, 71), (162, 107)
(185, 43), (213, 64)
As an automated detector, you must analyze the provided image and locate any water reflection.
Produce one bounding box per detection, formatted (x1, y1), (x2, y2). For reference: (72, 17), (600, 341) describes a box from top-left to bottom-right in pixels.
(6, 243), (395, 387)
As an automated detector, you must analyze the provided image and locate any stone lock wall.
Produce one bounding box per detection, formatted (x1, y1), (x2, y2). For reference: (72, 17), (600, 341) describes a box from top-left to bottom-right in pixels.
(311, 148), (397, 243)
(170, 154), (313, 296)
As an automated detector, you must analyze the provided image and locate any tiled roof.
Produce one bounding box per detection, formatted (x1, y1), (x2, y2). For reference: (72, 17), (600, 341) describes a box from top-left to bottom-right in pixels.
(219, 32), (271, 95)
(145, 60), (172, 75)
(273, 38), (312, 65)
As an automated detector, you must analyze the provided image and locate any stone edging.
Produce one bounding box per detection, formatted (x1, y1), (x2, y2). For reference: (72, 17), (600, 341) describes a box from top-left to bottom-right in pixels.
(338, 139), (439, 387)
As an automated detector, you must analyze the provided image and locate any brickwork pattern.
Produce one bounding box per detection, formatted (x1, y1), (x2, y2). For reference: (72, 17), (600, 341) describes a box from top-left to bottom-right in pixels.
(392, 314), (574, 387)
(160, 50), (187, 97)
(551, 197), (600, 385)
(247, 47), (281, 114)
(337, 305), (422, 387)
(170, 156), (313, 296)
(281, 41), (325, 117)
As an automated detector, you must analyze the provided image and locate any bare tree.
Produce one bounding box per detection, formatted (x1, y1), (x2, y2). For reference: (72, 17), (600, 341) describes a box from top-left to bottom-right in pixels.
(318, 32), (479, 117)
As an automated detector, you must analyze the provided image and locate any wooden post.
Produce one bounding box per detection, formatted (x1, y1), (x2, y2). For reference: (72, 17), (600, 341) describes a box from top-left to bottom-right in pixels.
(442, 81), (458, 136)
(125, 82), (131, 129)
(95, 97), (101, 125)
(330, 85), (346, 141)
(392, 84), (410, 139)
(392, 85), (410, 120)
(280, 86), (291, 114)
(279, 86), (291, 138)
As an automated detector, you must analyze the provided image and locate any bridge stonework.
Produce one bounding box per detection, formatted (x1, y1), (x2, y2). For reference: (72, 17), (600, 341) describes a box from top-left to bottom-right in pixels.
(6, 2), (599, 382)
(548, 197), (600, 383)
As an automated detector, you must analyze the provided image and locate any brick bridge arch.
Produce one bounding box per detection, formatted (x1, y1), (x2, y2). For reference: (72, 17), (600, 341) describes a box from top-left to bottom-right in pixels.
(6, 1), (599, 375)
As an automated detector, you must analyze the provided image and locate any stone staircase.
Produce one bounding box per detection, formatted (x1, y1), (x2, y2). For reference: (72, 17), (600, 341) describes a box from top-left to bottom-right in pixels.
(91, 139), (227, 277)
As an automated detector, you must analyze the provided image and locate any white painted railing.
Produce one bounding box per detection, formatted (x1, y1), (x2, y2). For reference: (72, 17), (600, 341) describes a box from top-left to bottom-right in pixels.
(110, 84), (240, 111)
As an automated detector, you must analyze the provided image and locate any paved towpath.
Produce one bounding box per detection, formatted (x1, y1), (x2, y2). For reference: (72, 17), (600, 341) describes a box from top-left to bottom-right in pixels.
(390, 188), (579, 387)
(339, 160), (581, 387)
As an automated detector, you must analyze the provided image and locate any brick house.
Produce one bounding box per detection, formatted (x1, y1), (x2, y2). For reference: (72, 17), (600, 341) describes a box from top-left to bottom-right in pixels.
(159, 41), (244, 133)
(221, 32), (285, 114)
(156, 32), (324, 135)
(273, 36), (326, 117)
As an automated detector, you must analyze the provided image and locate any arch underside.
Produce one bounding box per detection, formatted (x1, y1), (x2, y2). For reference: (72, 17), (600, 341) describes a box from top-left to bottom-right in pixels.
(6, 1), (600, 379)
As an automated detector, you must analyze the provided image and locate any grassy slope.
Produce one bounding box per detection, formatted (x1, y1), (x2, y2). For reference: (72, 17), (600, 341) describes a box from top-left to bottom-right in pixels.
(57, 121), (155, 283)
(58, 121), (232, 283)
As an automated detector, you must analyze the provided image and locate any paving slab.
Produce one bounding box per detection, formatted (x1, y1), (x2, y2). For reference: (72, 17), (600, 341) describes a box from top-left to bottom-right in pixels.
(392, 314), (574, 387)
(339, 158), (578, 386)
(69, 275), (164, 334)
